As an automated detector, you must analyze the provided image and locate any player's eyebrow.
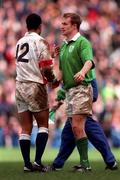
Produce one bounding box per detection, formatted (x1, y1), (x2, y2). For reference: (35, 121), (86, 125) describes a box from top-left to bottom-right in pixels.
(62, 22), (67, 25)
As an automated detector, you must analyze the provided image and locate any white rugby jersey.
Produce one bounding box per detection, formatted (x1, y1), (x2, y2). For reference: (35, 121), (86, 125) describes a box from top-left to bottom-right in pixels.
(15, 32), (53, 83)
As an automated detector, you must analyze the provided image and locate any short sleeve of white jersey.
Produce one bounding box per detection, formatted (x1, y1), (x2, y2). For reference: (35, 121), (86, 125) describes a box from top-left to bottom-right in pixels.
(37, 38), (52, 60)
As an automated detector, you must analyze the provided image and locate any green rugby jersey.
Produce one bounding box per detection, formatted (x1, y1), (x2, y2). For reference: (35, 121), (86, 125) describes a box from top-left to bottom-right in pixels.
(59, 34), (96, 90)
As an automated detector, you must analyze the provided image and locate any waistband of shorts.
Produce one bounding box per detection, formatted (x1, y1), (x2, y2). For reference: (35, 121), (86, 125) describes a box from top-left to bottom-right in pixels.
(66, 81), (91, 91)
(16, 80), (44, 85)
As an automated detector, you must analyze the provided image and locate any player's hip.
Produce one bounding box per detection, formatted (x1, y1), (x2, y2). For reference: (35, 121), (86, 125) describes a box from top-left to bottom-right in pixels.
(15, 81), (48, 113)
(65, 84), (93, 116)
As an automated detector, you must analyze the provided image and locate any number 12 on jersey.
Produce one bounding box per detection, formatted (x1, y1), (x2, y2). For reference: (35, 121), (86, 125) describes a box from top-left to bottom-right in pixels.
(16, 43), (29, 62)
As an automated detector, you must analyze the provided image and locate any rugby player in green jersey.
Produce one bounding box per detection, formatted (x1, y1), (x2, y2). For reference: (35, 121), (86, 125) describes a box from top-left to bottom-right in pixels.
(58, 12), (95, 172)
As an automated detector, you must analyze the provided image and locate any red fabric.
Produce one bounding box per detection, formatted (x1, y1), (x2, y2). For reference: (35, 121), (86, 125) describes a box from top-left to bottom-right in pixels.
(39, 59), (53, 68)
(87, 9), (99, 23)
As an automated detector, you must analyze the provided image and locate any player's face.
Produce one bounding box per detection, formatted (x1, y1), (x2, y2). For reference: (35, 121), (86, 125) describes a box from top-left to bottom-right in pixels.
(61, 17), (75, 38)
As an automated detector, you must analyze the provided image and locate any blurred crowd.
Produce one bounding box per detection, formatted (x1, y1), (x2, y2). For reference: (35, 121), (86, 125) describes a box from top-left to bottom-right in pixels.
(0, 0), (120, 148)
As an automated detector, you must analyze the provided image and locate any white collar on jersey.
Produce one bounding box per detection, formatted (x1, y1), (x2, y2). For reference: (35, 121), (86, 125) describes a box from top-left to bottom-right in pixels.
(64, 32), (81, 44)
(24, 32), (40, 37)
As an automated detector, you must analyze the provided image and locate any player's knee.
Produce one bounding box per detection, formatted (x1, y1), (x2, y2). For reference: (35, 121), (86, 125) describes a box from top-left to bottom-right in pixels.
(21, 125), (33, 135)
(36, 118), (48, 128)
(72, 126), (85, 138)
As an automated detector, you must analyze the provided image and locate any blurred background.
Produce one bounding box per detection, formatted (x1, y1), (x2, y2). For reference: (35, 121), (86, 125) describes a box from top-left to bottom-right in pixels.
(0, 0), (120, 149)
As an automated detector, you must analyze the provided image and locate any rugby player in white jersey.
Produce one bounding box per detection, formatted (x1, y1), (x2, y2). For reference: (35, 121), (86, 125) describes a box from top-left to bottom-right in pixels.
(15, 13), (59, 172)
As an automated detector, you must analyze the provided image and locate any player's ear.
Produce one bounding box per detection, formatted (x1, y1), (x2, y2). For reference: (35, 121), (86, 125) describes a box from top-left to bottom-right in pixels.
(73, 23), (77, 30)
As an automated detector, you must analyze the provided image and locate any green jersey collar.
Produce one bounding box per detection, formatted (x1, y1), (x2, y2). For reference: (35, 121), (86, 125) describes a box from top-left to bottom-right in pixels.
(64, 32), (81, 44)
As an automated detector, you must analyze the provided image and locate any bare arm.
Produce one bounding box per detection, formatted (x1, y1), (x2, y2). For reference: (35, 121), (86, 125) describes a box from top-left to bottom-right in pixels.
(74, 60), (93, 82)
(37, 39), (59, 86)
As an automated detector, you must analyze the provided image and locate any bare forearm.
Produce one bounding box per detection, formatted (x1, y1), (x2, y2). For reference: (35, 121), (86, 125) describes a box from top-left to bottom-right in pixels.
(81, 60), (93, 75)
(74, 60), (93, 82)
(43, 67), (56, 82)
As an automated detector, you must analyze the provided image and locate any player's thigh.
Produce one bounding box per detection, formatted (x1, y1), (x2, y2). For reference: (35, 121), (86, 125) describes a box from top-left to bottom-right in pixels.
(66, 84), (93, 117)
(73, 85), (92, 115)
(33, 109), (49, 128)
(26, 82), (49, 112)
(72, 114), (86, 130)
(15, 81), (29, 113)
(16, 81), (49, 112)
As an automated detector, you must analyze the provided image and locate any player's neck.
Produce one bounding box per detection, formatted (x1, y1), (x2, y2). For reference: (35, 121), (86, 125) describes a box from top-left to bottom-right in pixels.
(66, 30), (78, 41)
(28, 29), (41, 35)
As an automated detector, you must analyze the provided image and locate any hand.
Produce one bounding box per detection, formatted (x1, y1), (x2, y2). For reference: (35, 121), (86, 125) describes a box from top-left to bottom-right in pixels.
(51, 44), (60, 58)
(54, 45), (60, 57)
(52, 79), (60, 88)
(74, 70), (85, 82)
(56, 88), (66, 101)
(52, 101), (64, 110)
(49, 79), (60, 89)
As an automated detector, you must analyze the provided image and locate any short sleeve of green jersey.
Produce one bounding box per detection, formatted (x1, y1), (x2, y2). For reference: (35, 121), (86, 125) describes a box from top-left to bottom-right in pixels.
(80, 38), (93, 62)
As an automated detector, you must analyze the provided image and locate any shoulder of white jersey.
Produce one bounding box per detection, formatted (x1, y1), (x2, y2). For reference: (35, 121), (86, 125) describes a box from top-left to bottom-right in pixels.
(16, 35), (27, 45)
(39, 35), (44, 40)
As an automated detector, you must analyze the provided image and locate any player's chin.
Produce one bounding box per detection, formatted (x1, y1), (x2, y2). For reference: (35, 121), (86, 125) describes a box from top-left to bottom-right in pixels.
(61, 30), (66, 36)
